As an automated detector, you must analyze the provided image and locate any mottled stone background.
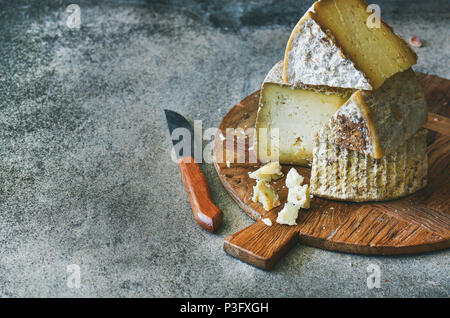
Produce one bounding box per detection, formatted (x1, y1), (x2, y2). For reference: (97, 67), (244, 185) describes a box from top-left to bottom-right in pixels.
(0, 0), (449, 297)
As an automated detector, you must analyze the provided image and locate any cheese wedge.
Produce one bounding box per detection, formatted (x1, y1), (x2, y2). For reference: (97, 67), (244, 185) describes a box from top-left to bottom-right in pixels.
(255, 61), (352, 166)
(284, 0), (417, 90)
(310, 128), (428, 202)
(326, 69), (427, 158)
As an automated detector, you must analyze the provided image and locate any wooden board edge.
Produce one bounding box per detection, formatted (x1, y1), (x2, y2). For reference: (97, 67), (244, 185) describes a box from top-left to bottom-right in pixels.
(298, 234), (450, 256)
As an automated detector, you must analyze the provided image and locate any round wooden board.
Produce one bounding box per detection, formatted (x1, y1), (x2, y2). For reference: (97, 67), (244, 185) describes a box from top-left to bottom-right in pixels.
(214, 73), (450, 269)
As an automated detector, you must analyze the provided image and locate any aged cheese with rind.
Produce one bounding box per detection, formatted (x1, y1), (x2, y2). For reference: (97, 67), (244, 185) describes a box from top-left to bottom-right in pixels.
(284, 0), (417, 90)
(255, 61), (352, 166)
(326, 69), (427, 158)
(310, 128), (428, 202)
(252, 180), (281, 211)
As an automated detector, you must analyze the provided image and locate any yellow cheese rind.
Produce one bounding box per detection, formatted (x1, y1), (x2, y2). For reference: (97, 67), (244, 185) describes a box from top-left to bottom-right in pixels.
(310, 129), (428, 202)
(284, 0), (417, 90)
(326, 69), (427, 159)
(255, 62), (352, 166)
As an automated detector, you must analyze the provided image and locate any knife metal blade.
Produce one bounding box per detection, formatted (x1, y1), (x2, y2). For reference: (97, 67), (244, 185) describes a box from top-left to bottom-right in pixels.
(164, 109), (195, 159)
(164, 109), (223, 233)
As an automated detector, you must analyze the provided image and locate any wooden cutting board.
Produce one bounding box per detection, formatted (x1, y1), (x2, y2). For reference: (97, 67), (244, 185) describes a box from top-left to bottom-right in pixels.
(213, 73), (450, 269)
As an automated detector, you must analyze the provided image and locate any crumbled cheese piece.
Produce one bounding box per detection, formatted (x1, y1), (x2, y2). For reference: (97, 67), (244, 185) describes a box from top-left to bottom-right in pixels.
(248, 161), (283, 182)
(226, 160), (231, 168)
(262, 218), (272, 226)
(287, 184), (311, 209)
(276, 203), (299, 226)
(285, 168), (304, 188)
(252, 180), (281, 211)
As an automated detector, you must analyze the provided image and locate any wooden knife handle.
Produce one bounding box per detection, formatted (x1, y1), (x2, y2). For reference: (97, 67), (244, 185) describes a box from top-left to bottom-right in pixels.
(178, 157), (223, 232)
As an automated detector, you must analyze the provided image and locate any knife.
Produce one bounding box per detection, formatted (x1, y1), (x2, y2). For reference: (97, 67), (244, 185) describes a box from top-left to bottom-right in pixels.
(164, 109), (223, 233)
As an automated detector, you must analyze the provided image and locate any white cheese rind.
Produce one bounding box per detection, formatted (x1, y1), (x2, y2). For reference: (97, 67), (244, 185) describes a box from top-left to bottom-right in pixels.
(310, 128), (428, 202)
(284, 15), (372, 90)
(283, 0), (417, 90)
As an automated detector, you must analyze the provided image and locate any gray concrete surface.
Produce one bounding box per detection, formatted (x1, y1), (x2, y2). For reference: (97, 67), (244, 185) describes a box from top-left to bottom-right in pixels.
(0, 0), (449, 297)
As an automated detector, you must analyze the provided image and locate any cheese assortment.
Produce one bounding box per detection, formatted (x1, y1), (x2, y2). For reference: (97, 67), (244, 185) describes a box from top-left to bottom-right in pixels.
(251, 0), (428, 206)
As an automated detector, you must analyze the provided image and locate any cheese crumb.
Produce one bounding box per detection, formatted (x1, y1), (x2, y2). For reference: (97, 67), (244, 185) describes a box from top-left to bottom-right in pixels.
(262, 218), (272, 226)
(276, 203), (299, 226)
(252, 180), (281, 211)
(248, 161), (283, 182)
(285, 168), (304, 188)
(287, 184), (311, 209)
(226, 160), (231, 168)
